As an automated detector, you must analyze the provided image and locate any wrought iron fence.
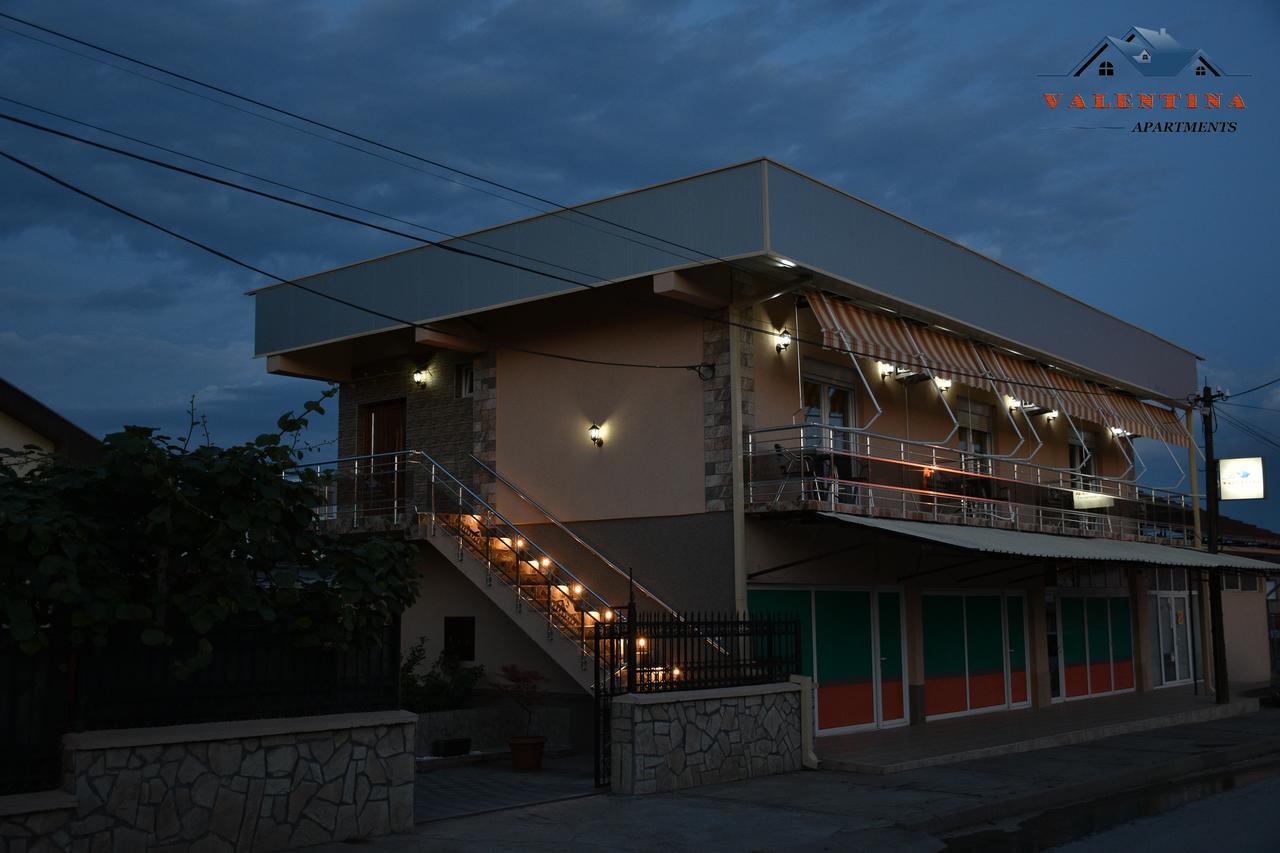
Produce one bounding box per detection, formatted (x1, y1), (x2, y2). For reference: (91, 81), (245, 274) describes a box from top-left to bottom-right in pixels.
(592, 607), (801, 787)
(0, 616), (400, 794)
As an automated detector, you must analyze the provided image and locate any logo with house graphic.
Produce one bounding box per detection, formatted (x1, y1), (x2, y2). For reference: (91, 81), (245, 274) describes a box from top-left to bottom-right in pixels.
(1070, 26), (1222, 78)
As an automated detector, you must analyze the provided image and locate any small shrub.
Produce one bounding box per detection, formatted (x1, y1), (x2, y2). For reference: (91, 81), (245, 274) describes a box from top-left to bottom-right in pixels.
(400, 637), (485, 712)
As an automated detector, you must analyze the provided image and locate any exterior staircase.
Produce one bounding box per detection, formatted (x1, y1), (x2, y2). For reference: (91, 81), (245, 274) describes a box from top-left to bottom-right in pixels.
(296, 450), (680, 694)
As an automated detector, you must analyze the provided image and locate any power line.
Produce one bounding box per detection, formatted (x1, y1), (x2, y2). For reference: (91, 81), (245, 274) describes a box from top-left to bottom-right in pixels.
(1229, 376), (1280, 400)
(0, 95), (609, 284)
(0, 146), (707, 375)
(0, 107), (1187, 406)
(0, 16), (728, 270)
(1220, 400), (1280, 415)
(1216, 409), (1280, 452)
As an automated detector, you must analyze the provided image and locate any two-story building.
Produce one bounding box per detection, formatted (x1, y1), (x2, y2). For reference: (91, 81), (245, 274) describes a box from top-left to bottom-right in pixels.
(253, 159), (1273, 732)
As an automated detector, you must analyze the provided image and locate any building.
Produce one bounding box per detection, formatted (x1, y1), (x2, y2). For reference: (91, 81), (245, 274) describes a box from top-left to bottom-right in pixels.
(251, 159), (1274, 730)
(0, 377), (99, 468)
(1071, 26), (1222, 78)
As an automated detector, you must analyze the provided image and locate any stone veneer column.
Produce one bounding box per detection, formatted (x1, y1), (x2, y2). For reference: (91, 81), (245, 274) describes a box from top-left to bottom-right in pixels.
(702, 308), (754, 513)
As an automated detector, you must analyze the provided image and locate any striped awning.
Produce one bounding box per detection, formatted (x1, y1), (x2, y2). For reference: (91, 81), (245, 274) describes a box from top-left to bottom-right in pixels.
(809, 293), (919, 367)
(807, 292), (1191, 447)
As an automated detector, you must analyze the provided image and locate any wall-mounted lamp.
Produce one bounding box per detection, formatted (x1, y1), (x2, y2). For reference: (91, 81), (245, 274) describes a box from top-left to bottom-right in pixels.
(589, 423), (603, 447)
(1110, 426), (1132, 438)
(774, 257), (797, 268)
(412, 368), (428, 386)
(1046, 410), (1060, 421)
(878, 361), (896, 380)
(775, 329), (792, 353)
(933, 377), (952, 391)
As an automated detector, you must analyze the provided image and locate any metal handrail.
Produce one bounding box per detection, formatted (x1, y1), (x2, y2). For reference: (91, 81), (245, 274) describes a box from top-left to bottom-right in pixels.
(469, 454), (681, 619)
(747, 422), (1190, 508)
(287, 450), (617, 621)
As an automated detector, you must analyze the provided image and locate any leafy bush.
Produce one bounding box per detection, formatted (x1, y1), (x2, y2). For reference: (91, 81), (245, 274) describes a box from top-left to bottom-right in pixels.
(400, 637), (485, 712)
(0, 388), (419, 672)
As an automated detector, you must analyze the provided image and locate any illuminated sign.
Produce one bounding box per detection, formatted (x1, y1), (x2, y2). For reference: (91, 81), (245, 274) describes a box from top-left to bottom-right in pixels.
(1219, 457), (1265, 501)
(1072, 490), (1116, 510)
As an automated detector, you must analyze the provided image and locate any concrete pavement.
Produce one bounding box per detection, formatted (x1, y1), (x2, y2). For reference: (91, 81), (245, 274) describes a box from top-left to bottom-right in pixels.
(308, 709), (1280, 852)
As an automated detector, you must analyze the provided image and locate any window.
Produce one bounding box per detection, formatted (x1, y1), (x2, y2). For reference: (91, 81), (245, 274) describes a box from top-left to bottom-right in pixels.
(955, 397), (993, 473)
(443, 616), (476, 661)
(1222, 571), (1257, 592)
(455, 363), (475, 398)
(1069, 430), (1098, 490)
(801, 376), (855, 450)
(1098, 60), (1114, 76)
(1195, 65), (1207, 76)
(1221, 571), (1241, 591)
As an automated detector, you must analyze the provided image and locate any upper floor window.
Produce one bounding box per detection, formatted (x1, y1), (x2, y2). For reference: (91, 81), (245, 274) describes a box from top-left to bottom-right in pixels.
(1098, 60), (1115, 76)
(1195, 65), (1207, 76)
(455, 363), (475, 399)
(1069, 430), (1099, 489)
(955, 397), (992, 472)
(802, 377), (854, 450)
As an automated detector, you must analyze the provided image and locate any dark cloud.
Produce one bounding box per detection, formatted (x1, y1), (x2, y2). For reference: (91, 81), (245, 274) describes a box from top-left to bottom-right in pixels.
(0, 0), (1276, 526)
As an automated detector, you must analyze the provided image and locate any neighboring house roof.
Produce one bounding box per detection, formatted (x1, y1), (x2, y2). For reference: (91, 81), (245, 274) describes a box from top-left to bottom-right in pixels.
(1219, 515), (1280, 549)
(251, 159), (1201, 403)
(0, 378), (100, 463)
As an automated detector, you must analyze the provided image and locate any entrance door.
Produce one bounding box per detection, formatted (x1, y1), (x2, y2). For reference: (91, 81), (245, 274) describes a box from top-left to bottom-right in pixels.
(923, 592), (1030, 718)
(358, 399), (406, 519)
(1058, 594), (1135, 698)
(747, 588), (906, 733)
(1153, 594), (1193, 685)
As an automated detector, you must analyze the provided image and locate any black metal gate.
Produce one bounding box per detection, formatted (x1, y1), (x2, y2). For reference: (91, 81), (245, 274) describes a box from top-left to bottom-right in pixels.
(591, 607), (800, 788)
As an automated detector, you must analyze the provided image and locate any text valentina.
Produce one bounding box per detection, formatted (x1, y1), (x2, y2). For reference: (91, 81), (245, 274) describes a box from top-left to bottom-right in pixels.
(1042, 93), (1247, 109)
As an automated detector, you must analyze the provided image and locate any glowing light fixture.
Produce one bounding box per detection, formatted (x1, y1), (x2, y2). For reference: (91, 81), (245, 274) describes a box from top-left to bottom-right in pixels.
(589, 423), (603, 447)
(1046, 410), (1060, 421)
(933, 377), (952, 391)
(1110, 426), (1132, 437)
(671, 666), (682, 678)
(572, 583), (583, 596)
(775, 257), (797, 268)
(540, 557), (551, 568)
(412, 368), (428, 386)
(636, 637), (648, 649)
(775, 329), (792, 353)
(603, 610), (614, 621)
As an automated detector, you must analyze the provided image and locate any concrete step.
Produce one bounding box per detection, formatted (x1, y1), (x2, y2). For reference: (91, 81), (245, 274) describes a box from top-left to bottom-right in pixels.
(821, 697), (1260, 774)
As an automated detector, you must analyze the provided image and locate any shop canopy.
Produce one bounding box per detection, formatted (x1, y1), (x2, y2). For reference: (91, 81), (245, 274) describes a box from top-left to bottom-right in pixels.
(808, 292), (1189, 447)
(821, 512), (1276, 571)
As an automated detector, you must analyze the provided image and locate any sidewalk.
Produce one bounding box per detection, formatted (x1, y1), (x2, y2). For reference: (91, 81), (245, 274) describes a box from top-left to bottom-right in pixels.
(309, 710), (1280, 852)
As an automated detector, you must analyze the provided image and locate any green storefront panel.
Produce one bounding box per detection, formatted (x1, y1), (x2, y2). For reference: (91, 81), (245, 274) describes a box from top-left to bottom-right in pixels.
(1086, 598), (1113, 693)
(923, 595), (966, 716)
(1060, 597), (1088, 697)
(814, 591), (874, 728)
(747, 589), (813, 678)
(878, 591), (905, 722)
(965, 595), (1006, 709)
(1007, 595), (1028, 704)
(1110, 597), (1134, 690)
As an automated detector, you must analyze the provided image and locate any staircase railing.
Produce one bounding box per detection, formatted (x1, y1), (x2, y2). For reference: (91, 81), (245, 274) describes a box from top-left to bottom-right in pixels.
(468, 454), (681, 620)
(288, 451), (624, 670)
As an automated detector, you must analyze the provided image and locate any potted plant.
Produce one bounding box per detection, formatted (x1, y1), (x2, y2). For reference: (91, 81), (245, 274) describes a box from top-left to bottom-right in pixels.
(499, 663), (549, 771)
(400, 637), (485, 756)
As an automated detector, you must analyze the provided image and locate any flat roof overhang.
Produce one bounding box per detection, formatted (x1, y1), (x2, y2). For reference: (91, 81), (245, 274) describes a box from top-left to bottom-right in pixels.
(252, 159), (1200, 402)
(820, 512), (1277, 572)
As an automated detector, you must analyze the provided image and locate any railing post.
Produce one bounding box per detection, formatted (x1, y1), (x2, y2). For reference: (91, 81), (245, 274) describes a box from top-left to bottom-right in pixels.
(515, 549), (523, 612)
(625, 601), (637, 694)
(484, 525), (492, 587)
(456, 485), (464, 560)
(429, 464), (437, 537)
(747, 432), (754, 507)
(547, 575), (554, 639)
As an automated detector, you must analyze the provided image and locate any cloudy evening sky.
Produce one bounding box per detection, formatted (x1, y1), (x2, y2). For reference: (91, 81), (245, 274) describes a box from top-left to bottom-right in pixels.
(1, 0), (1277, 527)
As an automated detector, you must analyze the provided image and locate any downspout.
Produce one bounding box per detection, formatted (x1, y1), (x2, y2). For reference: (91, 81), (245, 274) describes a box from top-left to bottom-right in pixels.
(730, 296), (748, 614)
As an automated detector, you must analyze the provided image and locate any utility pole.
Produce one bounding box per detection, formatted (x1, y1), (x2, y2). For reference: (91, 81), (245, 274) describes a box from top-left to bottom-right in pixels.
(1200, 385), (1230, 705)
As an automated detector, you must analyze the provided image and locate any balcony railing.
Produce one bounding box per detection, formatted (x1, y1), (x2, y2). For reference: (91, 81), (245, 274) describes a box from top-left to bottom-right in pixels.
(746, 424), (1195, 543)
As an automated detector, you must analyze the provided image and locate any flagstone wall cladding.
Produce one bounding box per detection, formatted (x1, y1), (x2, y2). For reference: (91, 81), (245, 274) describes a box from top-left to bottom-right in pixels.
(610, 683), (801, 795)
(703, 309), (755, 512)
(0, 713), (416, 853)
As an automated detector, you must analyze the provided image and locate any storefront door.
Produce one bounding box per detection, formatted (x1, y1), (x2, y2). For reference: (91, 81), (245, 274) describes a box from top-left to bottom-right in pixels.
(748, 588), (906, 733)
(922, 592), (1030, 718)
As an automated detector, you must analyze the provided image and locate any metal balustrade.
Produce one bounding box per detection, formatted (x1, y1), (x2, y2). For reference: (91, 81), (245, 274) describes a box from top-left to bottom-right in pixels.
(746, 424), (1195, 542)
(288, 451), (623, 666)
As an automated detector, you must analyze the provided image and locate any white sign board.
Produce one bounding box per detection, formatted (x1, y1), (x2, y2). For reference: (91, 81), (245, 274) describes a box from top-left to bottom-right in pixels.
(1219, 456), (1265, 501)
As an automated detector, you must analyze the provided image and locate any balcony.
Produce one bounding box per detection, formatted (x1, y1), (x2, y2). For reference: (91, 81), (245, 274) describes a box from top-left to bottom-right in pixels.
(745, 425), (1195, 544)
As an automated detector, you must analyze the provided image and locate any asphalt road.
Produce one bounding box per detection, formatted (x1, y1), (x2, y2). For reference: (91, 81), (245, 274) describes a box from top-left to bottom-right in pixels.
(1049, 771), (1280, 853)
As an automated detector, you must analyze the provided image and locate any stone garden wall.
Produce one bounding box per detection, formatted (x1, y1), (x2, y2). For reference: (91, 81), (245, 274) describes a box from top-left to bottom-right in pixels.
(610, 682), (803, 795)
(0, 711), (416, 852)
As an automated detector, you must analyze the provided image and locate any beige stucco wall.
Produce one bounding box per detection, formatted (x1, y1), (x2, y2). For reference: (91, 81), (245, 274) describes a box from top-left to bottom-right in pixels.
(1222, 587), (1271, 684)
(401, 545), (584, 696)
(0, 410), (54, 454)
(491, 283), (706, 524)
